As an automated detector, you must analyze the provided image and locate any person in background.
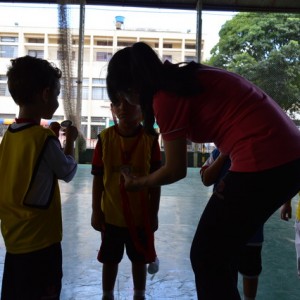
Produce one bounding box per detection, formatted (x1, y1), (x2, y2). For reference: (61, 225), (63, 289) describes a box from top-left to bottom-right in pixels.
(49, 121), (61, 138)
(280, 192), (300, 277)
(105, 42), (300, 299)
(0, 55), (78, 300)
(201, 148), (264, 300)
(91, 93), (161, 300)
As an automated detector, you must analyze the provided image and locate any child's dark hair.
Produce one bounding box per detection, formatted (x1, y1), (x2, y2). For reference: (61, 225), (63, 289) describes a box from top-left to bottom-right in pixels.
(6, 55), (62, 105)
(106, 42), (201, 136)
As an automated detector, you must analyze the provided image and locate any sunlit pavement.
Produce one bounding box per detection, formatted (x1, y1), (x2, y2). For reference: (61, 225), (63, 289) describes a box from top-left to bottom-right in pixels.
(0, 165), (299, 299)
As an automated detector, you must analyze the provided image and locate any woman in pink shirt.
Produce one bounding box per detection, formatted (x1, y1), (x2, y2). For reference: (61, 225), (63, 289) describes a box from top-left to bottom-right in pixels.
(106, 42), (300, 300)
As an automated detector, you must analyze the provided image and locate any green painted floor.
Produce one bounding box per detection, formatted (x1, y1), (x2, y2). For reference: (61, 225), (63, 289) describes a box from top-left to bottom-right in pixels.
(0, 165), (299, 299)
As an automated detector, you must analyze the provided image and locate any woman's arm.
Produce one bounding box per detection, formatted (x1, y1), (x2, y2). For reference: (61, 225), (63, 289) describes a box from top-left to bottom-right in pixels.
(148, 186), (161, 231)
(123, 137), (187, 190)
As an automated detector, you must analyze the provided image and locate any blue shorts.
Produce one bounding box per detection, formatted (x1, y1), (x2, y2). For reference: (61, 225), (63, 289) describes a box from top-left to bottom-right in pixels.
(98, 223), (150, 264)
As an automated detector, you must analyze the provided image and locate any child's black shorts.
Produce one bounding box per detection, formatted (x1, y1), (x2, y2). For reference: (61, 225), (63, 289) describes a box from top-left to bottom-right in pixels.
(1, 242), (62, 300)
(98, 223), (149, 264)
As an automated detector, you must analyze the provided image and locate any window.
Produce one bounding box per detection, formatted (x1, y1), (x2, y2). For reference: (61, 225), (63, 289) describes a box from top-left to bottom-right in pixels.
(82, 86), (89, 100)
(185, 44), (196, 49)
(59, 85), (76, 100)
(28, 38), (44, 43)
(163, 43), (173, 48)
(80, 124), (87, 137)
(0, 45), (18, 58)
(117, 41), (133, 47)
(92, 78), (106, 85)
(51, 115), (64, 121)
(91, 125), (105, 139)
(28, 50), (44, 59)
(91, 117), (106, 122)
(185, 56), (196, 62)
(0, 83), (9, 96)
(0, 36), (18, 43)
(96, 40), (113, 46)
(81, 78), (89, 85)
(57, 50), (75, 60)
(96, 52), (112, 61)
(92, 87), (109, 100)
(60, 81), (89, 100)
(162, 55), (172, 62)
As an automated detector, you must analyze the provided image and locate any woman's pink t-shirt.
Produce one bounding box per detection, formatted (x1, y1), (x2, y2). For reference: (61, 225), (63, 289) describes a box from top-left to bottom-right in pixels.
(153, 66), (300, 172)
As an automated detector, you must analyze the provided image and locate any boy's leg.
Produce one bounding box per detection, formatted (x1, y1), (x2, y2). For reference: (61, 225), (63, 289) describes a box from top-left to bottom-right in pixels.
(295, 220), (300, 277)
(132, 262), (147, 300)
(102, 263), (118, 300)
(98, 224), (125, 300)
(126, 228), (149, 300)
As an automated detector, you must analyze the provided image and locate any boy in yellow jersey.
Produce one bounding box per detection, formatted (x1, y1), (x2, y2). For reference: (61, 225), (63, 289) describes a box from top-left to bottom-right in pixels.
(0, 56), (78, 300)
(280, 192), (300, 276)
(91, 94), (161, 300)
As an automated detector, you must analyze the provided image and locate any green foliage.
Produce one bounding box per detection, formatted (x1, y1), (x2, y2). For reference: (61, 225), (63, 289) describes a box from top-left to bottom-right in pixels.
(208, 13), (300, 116)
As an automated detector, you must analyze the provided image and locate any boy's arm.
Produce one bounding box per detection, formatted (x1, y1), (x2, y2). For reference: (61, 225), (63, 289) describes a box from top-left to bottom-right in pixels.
(91, 137), (105, 232)
(63, 125), (78, 157)
(91, 175), (105, 231)
(280, 200), (292, 221)
(201, 153), (229, 186)
(47, 122), (78, 182)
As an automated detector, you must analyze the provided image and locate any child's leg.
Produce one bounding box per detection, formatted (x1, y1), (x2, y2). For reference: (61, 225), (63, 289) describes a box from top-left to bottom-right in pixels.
(132, 262), (147, 300)
(102, 263), (118, 300)
(98, 224), (126, 300)
(295, 220), (300, 277)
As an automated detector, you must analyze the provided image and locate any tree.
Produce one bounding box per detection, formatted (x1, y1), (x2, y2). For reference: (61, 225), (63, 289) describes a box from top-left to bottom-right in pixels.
(208, 13), (300, 116)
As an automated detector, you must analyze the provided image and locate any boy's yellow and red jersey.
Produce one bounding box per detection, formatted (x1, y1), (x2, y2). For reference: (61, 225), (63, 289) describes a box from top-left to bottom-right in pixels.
(91, 125), (161, 227)
(0, 125), (62, 254)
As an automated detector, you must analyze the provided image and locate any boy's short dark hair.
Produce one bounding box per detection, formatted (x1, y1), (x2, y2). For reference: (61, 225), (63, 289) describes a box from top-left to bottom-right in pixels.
(6, 55), (62, 105)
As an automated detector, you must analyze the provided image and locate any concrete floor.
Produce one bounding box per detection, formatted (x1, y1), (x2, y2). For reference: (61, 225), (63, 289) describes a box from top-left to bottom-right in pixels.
(0, 165), (299, 299)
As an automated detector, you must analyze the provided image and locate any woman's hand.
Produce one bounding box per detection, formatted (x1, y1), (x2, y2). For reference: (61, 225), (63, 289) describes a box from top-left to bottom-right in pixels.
(121, 172), (142, 192)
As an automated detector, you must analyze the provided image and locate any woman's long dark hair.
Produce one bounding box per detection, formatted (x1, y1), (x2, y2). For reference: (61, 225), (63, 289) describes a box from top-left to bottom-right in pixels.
(106, 42), (201, 135)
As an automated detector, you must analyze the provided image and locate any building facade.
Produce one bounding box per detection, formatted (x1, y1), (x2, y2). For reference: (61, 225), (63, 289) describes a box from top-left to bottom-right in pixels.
(0, 25), (202, 148)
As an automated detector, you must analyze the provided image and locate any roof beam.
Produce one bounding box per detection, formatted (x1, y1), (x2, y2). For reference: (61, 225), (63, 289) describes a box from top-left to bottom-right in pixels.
(1, 1), (299, 13)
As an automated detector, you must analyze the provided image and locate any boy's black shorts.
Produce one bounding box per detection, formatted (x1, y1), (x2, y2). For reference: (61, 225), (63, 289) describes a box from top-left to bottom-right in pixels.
(1, 242), (62, 300)
(98, 223), (149, 264)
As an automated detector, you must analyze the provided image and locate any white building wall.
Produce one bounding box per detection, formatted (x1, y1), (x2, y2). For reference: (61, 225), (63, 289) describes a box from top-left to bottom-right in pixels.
(0, 25), (201, 146)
